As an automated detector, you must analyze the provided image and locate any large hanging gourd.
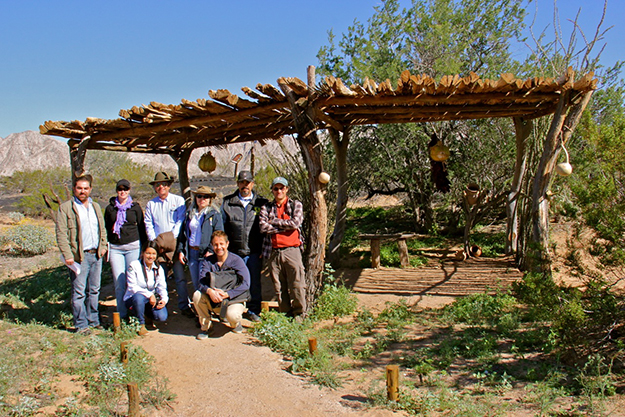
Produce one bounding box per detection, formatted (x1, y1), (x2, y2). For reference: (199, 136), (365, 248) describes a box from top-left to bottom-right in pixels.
(555, 143), (573, 176)
(198, 151), (217, 173)
(429, 140), (450, 162)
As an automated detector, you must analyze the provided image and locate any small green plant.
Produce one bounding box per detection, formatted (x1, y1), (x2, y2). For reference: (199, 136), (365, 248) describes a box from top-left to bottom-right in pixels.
(377, 299), (414, 329)
(1, 223), (55, 256)
(7, 211), (25, 223)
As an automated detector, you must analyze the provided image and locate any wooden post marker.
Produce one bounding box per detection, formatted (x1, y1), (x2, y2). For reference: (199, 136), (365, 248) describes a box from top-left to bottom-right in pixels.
(261, 301), (270, 313)
(113, 312), (121, 333)
(120, 341), (129, 365)
(386, 365), (399, 401)
(308, 337), (317, 355)
(127, 383), (140, 417)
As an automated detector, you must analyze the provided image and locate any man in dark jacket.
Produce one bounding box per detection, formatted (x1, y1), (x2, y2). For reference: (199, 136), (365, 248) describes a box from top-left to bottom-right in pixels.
(221, 170), (268, 322)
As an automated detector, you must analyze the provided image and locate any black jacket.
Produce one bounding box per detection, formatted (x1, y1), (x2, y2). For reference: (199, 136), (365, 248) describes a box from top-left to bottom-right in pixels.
(104, 197), (147, 246)
(221, 191), (268, 257)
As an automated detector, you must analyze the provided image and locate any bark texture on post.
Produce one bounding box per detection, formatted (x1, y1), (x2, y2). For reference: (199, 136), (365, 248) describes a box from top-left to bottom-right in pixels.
(506, 117), (532, 256)
(529, 89), (593, 271)
(173, 148), (192, 207)
(327, 127), (351, 267)
(68, 135), (92, 183)
(278, 69), (328, 312)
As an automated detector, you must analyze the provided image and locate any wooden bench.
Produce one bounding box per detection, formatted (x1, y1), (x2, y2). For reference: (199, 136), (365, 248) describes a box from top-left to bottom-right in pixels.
(359, 233), (416, 269)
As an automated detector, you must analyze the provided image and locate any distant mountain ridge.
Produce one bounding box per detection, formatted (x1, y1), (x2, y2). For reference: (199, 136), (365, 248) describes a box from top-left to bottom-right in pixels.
(0, 131), (299, 178)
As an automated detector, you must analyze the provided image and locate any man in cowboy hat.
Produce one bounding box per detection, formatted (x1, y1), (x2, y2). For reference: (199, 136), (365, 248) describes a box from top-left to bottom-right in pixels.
(144, 171), (194, 318)
(221, 170), (268, 322)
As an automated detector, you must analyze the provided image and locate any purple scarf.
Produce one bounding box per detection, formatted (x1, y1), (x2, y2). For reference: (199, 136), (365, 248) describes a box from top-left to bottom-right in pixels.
(113, 196), (133, 238)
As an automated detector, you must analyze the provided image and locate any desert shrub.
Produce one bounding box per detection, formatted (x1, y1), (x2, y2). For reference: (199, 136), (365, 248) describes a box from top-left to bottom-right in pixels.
(1, 223), (55, 256)
(251, 311), (308, 358)
(443, 293), (519, 330)
(7, 211), (24, 223)
(311, 283), (358, 321)
(377, 299), (414, 329)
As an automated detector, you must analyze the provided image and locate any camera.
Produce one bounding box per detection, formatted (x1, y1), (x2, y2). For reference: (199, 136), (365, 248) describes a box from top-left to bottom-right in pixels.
(154, 293), (162, 303)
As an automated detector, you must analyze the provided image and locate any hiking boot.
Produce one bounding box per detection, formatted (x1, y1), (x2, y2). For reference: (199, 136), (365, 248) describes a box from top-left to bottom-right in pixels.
(232, 322), (243, 334)
(247, 312), (261, 323)
(181, 308), (196, 319)
(77, 327), (91, 336)
(138, 325), (149, 336)
(196, 329), (210, 340)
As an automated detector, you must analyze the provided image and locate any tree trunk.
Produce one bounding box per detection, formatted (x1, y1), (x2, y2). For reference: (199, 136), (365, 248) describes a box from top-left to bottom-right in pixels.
(507, 117), (532, 256)
(327, 127), (350, 267)
(69, 135), (92, 183)
(529, 90), (593, 272)
(278, 68), (329, 312)
(173, 148), (192, 207)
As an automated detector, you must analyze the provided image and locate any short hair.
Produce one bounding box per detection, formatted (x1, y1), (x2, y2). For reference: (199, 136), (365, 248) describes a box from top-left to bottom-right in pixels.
(211, 230), (229, 242)
(73, 174), (93, 188)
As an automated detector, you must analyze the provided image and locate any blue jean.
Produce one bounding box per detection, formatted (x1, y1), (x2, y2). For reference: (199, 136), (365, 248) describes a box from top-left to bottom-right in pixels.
(125, 293), (168, 324)
(187, 248), (201, 291)
(170, 259), (190, 311)
(108, 245), (140, 318)
(243, 253), (262, 314)
(69, 252), (102, 329)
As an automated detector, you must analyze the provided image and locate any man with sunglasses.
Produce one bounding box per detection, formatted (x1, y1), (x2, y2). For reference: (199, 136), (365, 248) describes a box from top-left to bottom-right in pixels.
(221, 170), (268, 322)
(259, 177), (306, 318)
(144, 172), (194, 318)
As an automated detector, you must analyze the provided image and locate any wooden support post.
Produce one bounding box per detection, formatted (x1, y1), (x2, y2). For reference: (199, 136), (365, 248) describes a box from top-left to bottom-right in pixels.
(261, 301), (270, 313)
(127, 383), (140, 417)
(371, 238), (381, 269)
(397, 238), (410, 268)
(120, 341), (129, 365)
(308, 337), (317, 355)
(113, 312), (121, 334)
(386, 364), (399, 401)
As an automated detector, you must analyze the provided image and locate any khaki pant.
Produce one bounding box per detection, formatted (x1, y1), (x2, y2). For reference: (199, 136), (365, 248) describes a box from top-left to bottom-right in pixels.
(192, 290), (246, 331)
(267, 246), (306, 315)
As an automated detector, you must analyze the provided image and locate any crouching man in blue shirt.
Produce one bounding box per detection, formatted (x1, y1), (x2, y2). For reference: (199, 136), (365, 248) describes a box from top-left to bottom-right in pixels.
(193, 231), (250, 339)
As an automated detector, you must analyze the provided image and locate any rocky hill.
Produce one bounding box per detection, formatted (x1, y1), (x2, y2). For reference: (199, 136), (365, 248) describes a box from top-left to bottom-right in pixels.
(0, 131), (300, 178)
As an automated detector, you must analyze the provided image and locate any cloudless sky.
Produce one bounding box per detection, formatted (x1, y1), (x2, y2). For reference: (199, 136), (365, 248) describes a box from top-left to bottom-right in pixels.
(0, 0), (622, 138)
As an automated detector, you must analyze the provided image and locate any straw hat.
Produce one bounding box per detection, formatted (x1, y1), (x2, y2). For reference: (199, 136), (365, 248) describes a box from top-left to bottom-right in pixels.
(192, 185), (216, 198)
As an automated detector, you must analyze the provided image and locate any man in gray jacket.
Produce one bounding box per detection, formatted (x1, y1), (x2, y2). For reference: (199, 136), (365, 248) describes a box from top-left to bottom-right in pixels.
(221, 170), (268, 322)
(56, 174), (107, 335)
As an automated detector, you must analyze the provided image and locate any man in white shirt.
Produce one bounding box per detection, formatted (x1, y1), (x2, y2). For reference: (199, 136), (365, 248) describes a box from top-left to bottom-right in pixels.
(56, 174), (107, 335)
(144, 172), (194, 317)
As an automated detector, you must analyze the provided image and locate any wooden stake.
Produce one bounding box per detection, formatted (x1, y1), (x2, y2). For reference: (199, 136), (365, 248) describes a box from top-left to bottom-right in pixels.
(386, 365), (399, 401)
(120, 341), (129, 365)
(113, 312), (121, 333)
(127, 383), (140, 417)
(371, 238), (381, 269)
(308, 337), (317, 355)
(397, 238), (410, 268)
(261, 301), (270, 313)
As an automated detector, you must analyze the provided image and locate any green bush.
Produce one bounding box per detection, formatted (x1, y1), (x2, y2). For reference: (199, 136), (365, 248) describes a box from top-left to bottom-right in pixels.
(443, 292), (519, 330)
(1, 223), (55, 256)
(7, 212), (24, 223)
(311, 283), (358, 321)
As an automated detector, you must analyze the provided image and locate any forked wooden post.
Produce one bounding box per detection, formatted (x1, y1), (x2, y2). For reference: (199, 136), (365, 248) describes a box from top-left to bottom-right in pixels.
(120, 341), (129, 365)
(308, 337), (317, 354)
(127, 383), (140, 417)
(261, 301), (270, 313)
(113, 312), (121, 334)
(386, 365), (399, 401)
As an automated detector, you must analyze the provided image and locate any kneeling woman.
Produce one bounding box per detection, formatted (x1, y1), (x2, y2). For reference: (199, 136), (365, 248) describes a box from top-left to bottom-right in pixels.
(124, 242), (168, 335)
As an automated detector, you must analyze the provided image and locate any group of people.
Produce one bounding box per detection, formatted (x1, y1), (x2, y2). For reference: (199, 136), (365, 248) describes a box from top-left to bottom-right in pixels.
(55, 170), (307, 339)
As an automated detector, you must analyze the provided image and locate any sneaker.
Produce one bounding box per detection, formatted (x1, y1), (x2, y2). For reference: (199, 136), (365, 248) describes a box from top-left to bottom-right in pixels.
(196, 330), (210, 340)
(77, 327), (91, 336)
(181, 308), (196, 319)
(232, 322), (243, 334)
(138, 325), (149, 336)
(248, 312), (261, 323)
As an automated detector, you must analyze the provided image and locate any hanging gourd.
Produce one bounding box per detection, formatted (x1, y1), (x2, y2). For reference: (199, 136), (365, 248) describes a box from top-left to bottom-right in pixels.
(555, 143), (573, 176)
(429, 140), (450, 162)
(198, 151), (217, 173)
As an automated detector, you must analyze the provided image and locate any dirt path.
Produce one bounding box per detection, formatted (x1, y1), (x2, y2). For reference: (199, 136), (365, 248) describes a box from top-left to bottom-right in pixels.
(133, 307), (402, 417)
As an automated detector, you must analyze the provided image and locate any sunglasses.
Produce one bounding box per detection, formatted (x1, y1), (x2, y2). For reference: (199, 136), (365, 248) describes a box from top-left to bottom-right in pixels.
(117, 187), (129, 192)
(196, 194), (212, 199)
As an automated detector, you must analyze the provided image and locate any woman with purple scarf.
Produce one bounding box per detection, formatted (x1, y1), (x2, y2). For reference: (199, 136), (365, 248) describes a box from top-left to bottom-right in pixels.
(104, 179), (147, 318)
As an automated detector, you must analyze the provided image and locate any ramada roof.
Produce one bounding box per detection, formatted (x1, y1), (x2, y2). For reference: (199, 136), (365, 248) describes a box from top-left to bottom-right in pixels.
(40, 67), (596, 155)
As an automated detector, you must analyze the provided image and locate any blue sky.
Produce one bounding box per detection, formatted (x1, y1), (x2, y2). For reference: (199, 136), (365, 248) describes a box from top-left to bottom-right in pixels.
(1, 0), (622, 138)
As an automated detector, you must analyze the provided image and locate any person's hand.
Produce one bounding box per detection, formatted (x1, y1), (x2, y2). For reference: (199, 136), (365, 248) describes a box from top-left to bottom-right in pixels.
(149, 294), (157, 307)
(64, 258), (75, 266)
(215, 288), (229, 299)
(178, 252), (186, 265)
(204, 252), (213, 258)
(155, 300), (166, 310)
(207, 288), (223, 304)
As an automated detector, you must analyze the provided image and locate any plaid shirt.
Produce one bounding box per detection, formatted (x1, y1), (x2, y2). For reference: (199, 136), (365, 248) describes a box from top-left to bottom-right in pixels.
(259, 198), (304, 258)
